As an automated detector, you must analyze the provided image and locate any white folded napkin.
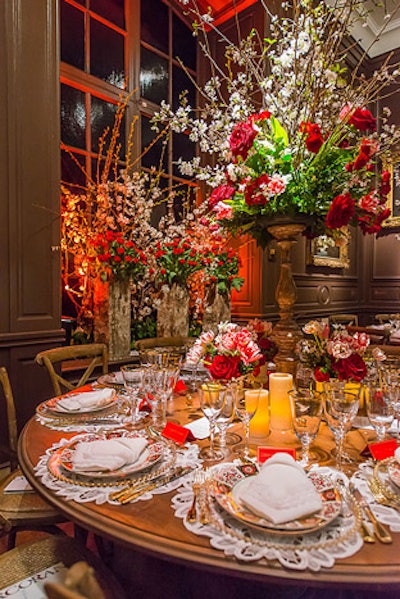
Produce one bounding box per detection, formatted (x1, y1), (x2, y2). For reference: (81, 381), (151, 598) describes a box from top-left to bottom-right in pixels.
(71, 437), (149, 472)
(56, 388), (115, 412)
(395, 446), (400, 464)
(236, 453), (323, 524)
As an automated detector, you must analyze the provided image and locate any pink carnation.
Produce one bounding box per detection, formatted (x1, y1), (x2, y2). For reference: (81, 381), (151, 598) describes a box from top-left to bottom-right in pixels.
(268, 174), (286, 196)
(213, 201), (233, 220)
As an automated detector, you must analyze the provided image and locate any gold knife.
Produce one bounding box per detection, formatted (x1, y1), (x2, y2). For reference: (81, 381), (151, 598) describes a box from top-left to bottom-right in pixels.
(350, 484), (392, 544)
(115, 466), (193, 504)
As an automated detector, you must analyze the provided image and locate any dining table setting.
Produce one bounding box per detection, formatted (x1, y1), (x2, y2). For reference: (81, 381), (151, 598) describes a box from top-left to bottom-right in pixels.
(16, 326), (400, 595)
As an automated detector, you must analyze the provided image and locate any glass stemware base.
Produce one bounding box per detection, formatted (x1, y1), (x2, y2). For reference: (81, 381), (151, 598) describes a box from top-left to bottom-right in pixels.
(199, 445), (225, 462)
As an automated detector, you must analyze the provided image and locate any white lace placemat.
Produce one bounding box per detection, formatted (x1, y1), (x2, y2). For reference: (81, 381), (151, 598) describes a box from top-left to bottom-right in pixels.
(172, 463), (363, 571)
(34, 430), (201, 505)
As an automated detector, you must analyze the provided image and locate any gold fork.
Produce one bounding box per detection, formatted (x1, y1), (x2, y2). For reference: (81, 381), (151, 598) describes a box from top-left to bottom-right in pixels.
(186, 470), (202, 523)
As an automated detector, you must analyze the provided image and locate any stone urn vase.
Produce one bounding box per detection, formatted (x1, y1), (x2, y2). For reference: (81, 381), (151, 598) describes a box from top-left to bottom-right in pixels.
(202, 283), (231, 333)
(156, 283), (189, 337)
(93, 277), (131, 361)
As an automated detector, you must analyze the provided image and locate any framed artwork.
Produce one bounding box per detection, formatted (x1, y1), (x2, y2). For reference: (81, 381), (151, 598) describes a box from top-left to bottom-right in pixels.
(382, 152), (400, 227)
(307, 235), (350, 268)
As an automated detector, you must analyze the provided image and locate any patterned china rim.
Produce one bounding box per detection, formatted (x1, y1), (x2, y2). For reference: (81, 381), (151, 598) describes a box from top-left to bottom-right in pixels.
(39, 388), (118, 415)
(97, 372), (125, 388)
(48, 429), (165, 481)
(384, 458), (400, 490)
(212, 465), (342, 536)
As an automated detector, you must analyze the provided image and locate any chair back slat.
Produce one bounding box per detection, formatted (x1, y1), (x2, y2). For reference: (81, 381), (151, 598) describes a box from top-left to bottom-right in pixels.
(0, 367), (18, 458)
(36, 344), (109, 397)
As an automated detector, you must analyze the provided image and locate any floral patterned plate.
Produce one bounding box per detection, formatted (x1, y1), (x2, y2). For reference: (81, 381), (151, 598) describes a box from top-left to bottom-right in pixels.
(48, 430), (165, 481)
(97, 371), (125, 388)
(212, 465), (341, 535)
(40, 389), (118, 415)
(387, 459), (400, 489)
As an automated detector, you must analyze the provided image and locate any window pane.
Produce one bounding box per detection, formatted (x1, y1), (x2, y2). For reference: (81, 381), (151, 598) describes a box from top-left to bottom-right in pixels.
(90, 96), (126, 157)
(141, 0), (168, 54)
(140, 47), (168, 105)
(172, 65), (196, 112)
(61, 152), (87, 188)
(173, 14), (196, 72)
(60, 2), (84, 70)
(90, 18), (125, 88)
(61, 84), (86, 149)
(141, 115), (168, 171)
(172, 131), (195, 178)
(90, 0), (125, 28)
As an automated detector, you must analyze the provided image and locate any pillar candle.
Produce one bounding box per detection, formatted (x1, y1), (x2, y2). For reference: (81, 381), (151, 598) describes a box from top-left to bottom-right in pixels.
(269, 372), (293, 432)
(248, 389), (269, 438)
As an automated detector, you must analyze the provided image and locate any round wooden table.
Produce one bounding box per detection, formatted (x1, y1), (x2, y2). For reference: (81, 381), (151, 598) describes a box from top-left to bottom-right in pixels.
(17, 395), (400, 597)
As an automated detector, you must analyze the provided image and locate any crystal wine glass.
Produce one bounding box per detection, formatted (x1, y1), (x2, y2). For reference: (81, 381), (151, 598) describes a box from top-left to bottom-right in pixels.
(288, 388), (323, 468)
(120, 365), (146, 427)
(233, 379), (261, 459)
(324, 385), (360, 471)
(198, 380), (227, 462)
(365, 381), (394, 441)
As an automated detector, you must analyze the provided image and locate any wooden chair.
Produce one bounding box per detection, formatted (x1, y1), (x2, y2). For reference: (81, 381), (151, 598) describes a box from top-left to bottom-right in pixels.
(375, 313), (400, 324)
(0, 367), (65, 549)
(0, 535), (125, 599)
(346, 325), (389, 345)
(35, 344), (109, 396)
(330, 314), (359, 327)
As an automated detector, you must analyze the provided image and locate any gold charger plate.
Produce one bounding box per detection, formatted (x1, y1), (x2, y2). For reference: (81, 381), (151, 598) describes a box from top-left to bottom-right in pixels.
(212, 466), (341, 536)
(36, 390), (120, 420)
(48, 430), (166, 482)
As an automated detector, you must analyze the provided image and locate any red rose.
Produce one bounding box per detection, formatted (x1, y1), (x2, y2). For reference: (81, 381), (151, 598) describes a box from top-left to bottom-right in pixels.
(314, 367), (330, 382)
(306, 132), (324, 153)
(326, 193), (355, 229)
(209, 184), (235, 208)
(229, 122), (257, 160)
(332, 354), (367, 382)
(208, 355), (241, 380)
(348, 108), (376, 131)
(358, 208), (390, 234)
(353, 152), (370, 170)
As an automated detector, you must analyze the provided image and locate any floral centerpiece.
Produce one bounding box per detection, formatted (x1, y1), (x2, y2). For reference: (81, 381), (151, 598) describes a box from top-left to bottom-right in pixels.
(149, 235), (206, 287)
(297, 320), (372, 382)
(154, 0), (400, 247)
(246, 319), (278, 365)
(203, 246), (244, 295)
(186, 321), (263, 380)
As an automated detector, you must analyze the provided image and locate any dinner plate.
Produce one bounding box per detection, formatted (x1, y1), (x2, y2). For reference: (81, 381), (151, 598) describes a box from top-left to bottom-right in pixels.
(43, 388), (117, 415)
(212, 467), (341, 535)
(48, 430), (165, 481)
(387, 459), (400, 489)
(97, 371), (125, 388)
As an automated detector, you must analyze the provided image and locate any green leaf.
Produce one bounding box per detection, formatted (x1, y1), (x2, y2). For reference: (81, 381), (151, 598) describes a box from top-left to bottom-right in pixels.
(270, 115), (288, 147)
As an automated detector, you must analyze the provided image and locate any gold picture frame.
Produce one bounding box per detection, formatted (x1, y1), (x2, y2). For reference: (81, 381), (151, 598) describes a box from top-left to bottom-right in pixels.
(307, 235), (350, 269)
(382, 152), (400, 227)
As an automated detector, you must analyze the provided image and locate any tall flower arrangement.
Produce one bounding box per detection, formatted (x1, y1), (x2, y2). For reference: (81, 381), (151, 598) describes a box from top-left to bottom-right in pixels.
(153, 0), (400, 247)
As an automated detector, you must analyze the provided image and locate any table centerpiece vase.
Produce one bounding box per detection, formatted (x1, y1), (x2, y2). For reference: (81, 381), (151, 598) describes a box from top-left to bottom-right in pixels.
(157, 282), (189, 337)
(265, 219), (308, 375)
(202, 283), (231, 334)
(93, 277), (131, 361)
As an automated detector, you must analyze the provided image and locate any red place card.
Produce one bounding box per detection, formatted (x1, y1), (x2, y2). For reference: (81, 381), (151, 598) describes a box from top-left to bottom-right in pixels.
(368, 439), (398, 461)
(257, 446), (296, 464)
(161, 421), (195, 444)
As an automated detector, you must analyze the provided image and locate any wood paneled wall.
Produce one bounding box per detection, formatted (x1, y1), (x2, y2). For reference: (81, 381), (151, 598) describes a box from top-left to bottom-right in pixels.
(0, 0), (64, 441)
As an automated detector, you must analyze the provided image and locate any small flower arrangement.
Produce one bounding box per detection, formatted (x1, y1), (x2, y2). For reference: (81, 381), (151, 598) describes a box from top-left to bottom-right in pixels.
(149, 236), (206, 287)
(186, 321), (263, 380)
(246, 319), (278, 364)
(203, 246), (244, 294)
(88, 230), (148, 282)
(297, 320), (371, 383)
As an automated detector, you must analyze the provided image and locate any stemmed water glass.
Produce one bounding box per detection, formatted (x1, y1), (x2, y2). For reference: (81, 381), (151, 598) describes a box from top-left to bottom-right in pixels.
(233, 379), (261, 459)
(214, 383), (237, 456)
(121, 365), (147, 427)
(289, 388), (323, 468)
(142, 366), (177, 431)
(365, 381), (394, 441)
(324, 385), (360, 471)
(198, 380), (227, 462)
